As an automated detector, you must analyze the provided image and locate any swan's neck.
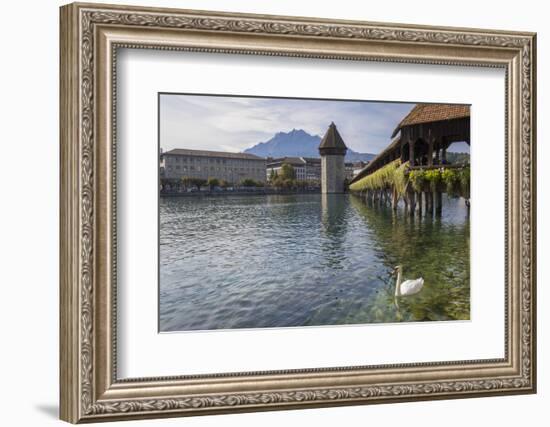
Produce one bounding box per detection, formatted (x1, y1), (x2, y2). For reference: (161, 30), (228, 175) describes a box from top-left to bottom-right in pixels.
(395, 270), (402, 297)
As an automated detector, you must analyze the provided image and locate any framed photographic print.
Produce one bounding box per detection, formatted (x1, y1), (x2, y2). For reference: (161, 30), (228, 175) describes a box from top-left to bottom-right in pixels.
(60, 2), (537, 423)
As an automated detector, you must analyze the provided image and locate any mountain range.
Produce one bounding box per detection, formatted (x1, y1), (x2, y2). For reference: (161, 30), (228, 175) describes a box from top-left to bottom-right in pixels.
(243, 129), (375, 162)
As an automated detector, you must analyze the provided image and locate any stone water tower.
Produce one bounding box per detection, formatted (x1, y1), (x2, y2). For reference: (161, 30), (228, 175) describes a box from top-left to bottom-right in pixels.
(319, 122), (348, 193)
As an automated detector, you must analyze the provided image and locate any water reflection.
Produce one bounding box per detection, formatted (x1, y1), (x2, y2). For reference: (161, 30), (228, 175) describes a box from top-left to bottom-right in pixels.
(320, 194), (348, 270)
(347, 195), (470, 323)
(159, 194), (470, 331)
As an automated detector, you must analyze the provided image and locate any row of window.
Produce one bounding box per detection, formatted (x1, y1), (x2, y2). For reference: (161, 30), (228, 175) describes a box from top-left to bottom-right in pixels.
(168, 165), (264, 173)
(267, 167), (318, 179)
(166, 156), (265, 166)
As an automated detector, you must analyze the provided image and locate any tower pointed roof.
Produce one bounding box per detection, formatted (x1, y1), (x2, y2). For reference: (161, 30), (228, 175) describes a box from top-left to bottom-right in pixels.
(319, 122), (347, 155)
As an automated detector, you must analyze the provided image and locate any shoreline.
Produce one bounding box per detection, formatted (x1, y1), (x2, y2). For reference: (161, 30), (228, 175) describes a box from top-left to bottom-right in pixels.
(160, 189), (324, 198)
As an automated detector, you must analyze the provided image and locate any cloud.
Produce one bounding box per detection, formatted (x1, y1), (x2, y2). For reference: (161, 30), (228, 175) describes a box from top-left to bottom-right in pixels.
(160, 94), (415, 154)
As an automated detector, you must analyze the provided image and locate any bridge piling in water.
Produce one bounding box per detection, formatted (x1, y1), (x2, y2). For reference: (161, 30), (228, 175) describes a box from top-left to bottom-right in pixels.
(392, 189), (399, 211)
(416, 192), (423, 216)
(426, 191), (434, 216)
(408, 191), (416, 217)
(435, 191), (443, 216)
(348, 103), (470, 219)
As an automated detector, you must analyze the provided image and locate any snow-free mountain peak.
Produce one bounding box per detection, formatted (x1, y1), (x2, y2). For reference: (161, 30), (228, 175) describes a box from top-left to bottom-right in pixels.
(243, 129), (374, 162)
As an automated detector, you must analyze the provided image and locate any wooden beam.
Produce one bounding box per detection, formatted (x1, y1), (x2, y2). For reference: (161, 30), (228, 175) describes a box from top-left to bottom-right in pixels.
(427, 136), (434, 167)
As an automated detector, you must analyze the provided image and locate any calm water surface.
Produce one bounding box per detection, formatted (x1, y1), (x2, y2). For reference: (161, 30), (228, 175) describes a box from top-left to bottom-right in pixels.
(160, 194), (470, 331)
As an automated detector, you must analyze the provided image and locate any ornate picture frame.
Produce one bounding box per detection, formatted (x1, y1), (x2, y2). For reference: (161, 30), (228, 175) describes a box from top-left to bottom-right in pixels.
(60, 2), (536, 423)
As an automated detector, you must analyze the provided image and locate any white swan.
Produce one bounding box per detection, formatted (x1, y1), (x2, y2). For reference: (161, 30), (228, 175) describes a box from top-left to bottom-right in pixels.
(394, 265), (424, 297)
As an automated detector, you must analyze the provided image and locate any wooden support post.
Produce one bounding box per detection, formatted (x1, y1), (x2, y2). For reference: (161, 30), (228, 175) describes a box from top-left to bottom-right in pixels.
(427, 137), (434, 167)
(442, 147), (447, 164)
(409, 140), (415, 166)
(427, 191), (434, 216)
(424, 191), (429, 212)
(417, 192), (423, 216)
(392, 189), (398, 211)
(408, 190), (416, 216)
(434, 148), (440, 165)
(435, 191), (442, 215)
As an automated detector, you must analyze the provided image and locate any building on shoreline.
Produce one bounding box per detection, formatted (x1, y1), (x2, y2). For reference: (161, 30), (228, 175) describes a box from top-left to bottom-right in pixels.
(160, 148), (266, 184)
(349, 161), (368, 179)
(266, 157), (321, 182)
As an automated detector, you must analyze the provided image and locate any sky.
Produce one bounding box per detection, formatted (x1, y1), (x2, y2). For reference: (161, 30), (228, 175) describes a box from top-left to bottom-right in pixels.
(159, 94), (469, 155)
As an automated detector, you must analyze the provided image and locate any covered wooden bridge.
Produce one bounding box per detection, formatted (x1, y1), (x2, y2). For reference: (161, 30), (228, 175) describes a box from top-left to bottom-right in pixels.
(349, 103), (470, 216)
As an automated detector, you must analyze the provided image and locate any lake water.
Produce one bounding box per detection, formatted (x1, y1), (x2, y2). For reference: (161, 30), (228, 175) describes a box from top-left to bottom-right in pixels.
(159, 193), (470, 331)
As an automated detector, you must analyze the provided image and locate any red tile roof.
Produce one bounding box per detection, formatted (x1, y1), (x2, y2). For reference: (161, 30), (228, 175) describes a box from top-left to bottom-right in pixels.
(391, 104), (470, 137)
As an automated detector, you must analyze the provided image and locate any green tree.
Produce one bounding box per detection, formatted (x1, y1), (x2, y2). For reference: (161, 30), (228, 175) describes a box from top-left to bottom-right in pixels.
(206, 177), (220, 189)
(269, 175), (281, 188)
(280, 163), (296, 180)
(180, 176), (192, 189)
(282, 178), (295, 189)
(269, 169), (277, 182)
(192, 178), (207, 189)
(241, 178), (258, 187)
(445, 152), (470, 165)
(296, 179), (308, 189)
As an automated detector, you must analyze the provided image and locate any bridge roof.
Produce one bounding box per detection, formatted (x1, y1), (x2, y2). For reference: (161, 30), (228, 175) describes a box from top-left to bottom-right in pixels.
(350, 137), (401, 183)
(391, 104), (470, 137)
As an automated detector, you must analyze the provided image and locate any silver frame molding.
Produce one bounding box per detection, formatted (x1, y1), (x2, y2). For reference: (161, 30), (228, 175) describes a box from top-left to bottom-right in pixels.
(60, 2), (537, 423)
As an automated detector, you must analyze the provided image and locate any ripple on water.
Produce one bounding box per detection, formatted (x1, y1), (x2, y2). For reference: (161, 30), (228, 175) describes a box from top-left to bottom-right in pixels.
(159, 194), (470, 331)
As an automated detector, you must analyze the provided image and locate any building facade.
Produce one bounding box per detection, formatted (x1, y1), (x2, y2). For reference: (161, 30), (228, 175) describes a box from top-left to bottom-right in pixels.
(161, 148), (266, 184)
(351, 161), (368, 178)
(266, 157), (321, 182)
(345, 162), (355, 180)
(344, 161), (368, 180)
